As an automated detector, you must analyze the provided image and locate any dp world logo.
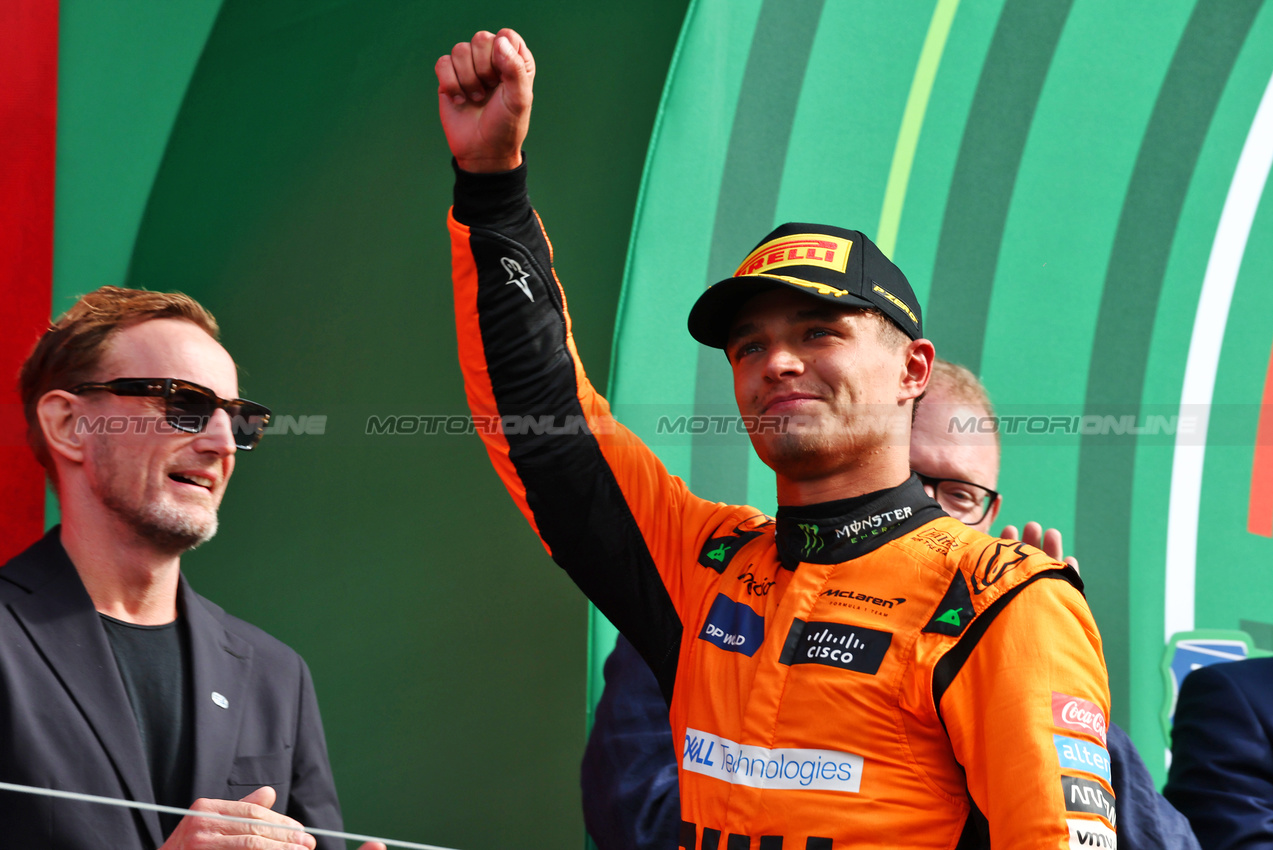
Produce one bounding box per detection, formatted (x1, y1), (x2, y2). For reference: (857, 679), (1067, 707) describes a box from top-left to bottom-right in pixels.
(698, 594), (765, 657)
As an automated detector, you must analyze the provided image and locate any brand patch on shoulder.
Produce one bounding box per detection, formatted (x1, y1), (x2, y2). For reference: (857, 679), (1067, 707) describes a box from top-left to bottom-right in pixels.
(698, 524), (766, 573)
(912, 527), (959, 554)
(1054, 734), (1111, 783)
(923, 571), (975, 636)
(1063, 775), (1116, 827)
(1052, 692), (1108, 745)
(778, 619), (891, 674)
(1068, 819), (1117, 849)
(971, 540), (1031, 594)
(698, 594), (764, 657)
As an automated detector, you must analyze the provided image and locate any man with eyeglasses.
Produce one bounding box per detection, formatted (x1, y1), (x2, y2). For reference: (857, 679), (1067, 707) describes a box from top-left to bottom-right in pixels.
(0, 287), (381, 850)
(582, 356), (1197, 850)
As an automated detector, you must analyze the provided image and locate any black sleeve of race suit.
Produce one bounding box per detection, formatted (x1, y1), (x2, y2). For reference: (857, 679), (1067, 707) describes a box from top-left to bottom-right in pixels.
(452, 161), (683, 698)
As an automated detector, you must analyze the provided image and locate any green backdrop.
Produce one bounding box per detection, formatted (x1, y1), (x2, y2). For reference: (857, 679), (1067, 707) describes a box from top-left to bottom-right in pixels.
(596, 0), (1273, 792)
(50, 0), (1273, 846)
(55, 1), (688, 847)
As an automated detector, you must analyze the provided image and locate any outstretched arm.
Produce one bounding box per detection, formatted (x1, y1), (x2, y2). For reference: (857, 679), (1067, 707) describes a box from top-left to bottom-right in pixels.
(441, 28), (744, 699)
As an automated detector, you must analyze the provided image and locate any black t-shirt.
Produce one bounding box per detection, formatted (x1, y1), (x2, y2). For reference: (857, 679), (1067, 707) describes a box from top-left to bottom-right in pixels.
(100, 613), (194, 838)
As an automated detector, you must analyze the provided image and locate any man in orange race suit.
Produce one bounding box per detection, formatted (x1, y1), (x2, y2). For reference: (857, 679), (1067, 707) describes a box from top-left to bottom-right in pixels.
(437, 28), (1115, 849)
(582, 361), (1196, 850)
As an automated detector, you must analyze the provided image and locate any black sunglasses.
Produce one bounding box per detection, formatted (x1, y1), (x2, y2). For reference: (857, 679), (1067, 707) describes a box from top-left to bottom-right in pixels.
(68, 378), (272, 451)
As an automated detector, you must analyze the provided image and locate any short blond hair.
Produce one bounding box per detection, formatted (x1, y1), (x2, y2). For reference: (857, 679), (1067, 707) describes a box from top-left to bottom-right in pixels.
(928, 358), (997, 444)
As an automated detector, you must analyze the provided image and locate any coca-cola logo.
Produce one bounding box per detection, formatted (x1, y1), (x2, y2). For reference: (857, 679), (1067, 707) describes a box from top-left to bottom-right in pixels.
(1052, 692), (1107, 745)
(1062, 702), (1106, 734)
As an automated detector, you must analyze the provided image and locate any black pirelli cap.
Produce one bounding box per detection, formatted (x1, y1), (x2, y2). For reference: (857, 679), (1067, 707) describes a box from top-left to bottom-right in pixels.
(687, 222), (923, 348)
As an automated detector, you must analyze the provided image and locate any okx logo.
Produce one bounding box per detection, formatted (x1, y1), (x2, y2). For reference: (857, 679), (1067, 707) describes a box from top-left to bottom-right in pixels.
(698, 594), (765, 657)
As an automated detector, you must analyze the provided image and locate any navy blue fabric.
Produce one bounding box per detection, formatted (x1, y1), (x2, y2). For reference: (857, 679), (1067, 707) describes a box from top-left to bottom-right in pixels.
(584, 638), (1199, 850)
(1165, 657), (1273, 850)
(582, 635), (680, 850)
(1108, 722), (1199, 850)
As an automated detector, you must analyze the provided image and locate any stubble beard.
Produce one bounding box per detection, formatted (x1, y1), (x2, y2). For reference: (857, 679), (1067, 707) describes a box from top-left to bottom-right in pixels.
(91, 438), (219, 554)
(117, 494), (219, 553)
(755, 408), (898, 481)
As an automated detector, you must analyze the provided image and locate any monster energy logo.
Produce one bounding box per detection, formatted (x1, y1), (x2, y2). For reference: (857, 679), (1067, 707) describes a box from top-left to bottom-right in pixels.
(837, 520), (905, 546)
(797, 523), (823, 555)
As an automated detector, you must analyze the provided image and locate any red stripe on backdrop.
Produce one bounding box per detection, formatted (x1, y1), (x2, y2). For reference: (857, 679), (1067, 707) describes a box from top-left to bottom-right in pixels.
(0, 1), (57, 561)
(1248, 342), (1273, 538)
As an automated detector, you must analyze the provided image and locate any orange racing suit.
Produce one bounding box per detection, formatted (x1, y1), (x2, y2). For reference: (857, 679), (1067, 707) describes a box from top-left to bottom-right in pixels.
(448, 163), (1115, 849)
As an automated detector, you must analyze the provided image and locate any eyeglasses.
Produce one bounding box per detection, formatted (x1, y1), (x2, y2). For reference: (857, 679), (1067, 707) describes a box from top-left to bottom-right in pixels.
(68, 378), (272, 451)
(915, 472), (999, 525)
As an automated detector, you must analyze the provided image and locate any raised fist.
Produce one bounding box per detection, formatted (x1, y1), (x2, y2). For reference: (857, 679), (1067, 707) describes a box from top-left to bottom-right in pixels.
(435, 28), (535, 173)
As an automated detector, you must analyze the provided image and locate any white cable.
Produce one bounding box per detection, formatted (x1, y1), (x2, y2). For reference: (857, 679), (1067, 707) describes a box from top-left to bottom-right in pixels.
(0, 781), (460, 850)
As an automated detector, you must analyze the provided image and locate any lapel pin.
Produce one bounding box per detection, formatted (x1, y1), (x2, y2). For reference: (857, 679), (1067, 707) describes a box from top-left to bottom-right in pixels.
(211, 691), (229, 709)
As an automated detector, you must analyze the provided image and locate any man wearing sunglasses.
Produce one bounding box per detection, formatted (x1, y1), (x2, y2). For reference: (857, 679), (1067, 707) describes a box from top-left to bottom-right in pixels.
(0, 287), (381, 850)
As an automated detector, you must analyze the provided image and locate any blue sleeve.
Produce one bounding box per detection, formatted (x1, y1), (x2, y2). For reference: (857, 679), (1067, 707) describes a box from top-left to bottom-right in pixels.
(581, 635), (680, 850)
(1164, 659), (1273, 850)
(1106, 723), (1199, 850)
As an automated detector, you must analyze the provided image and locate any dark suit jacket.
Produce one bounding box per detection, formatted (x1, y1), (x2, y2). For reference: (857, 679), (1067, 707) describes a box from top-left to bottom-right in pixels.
(1166, 657), (1273, 850)
(0, 529), (344, 850)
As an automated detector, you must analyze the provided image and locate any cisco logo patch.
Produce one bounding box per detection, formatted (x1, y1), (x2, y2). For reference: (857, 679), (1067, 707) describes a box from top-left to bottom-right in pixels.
(779, 619), (892, 675)
(698, 594), (765, 657)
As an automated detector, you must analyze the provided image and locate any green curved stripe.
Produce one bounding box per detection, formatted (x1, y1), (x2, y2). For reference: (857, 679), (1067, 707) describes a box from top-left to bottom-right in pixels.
(877, 0), (961, 260)
(56, 0), (223, 314)
(1076, 0), (1264, 729)
(689, 0), (826, 502)
(924, 0), (1073, 371)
